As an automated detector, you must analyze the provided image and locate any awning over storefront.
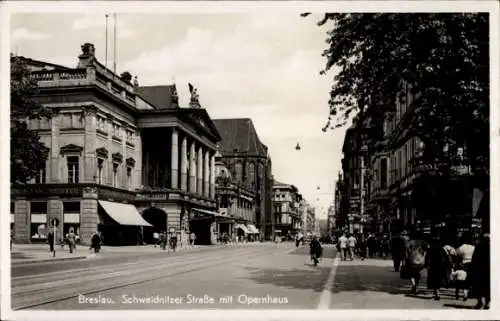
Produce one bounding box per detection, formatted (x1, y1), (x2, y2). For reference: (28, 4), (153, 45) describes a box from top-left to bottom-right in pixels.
(98, 201), (152, 226)
(235, 224), (250, 234)
(193, 208), (220, 216)
(246, 224), (259, 234)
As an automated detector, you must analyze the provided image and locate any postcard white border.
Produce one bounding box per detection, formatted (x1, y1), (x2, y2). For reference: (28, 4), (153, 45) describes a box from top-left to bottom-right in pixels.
(1, 1), (499, 320)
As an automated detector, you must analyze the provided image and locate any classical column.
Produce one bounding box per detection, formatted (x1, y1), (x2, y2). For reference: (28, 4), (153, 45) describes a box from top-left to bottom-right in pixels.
(203, 150), (210, 196)
(189, 141), (196, 193)
(50, 112), (61, 182)
(210, 153), (216, 199)
(197, 146), (203, 195)
(180, 136), (188, 191)
(171, 128), (179, 189)
(83, 106), (97, 183)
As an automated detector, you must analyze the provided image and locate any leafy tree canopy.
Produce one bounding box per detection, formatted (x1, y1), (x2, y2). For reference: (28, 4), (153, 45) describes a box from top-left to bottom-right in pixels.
(11, 56), (53, 184)
(306, 13), (489, 172)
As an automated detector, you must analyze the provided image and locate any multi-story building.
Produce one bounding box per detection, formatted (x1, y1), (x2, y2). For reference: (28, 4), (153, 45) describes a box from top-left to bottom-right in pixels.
(272, 181), (302, 238)
(212, 118), (273, 240)
(365, 82), (484, 235)
(339, 124), (371, 234)
(318, 218), (328, 238)
(306, 204), (316, 236)
(11, 43), (224, 246)
(334, 172), (345, 229)
(214, 150), (259, 242)
(326, 205), (336, 238)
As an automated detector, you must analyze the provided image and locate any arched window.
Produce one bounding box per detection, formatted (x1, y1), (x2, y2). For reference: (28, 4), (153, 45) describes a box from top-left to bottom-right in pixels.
(235, 162), (243, 182)
(247, 162), (255, 187)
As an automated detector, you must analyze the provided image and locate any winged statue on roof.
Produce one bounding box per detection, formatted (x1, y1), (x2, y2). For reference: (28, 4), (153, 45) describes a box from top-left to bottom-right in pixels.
(188, 83), (201, 108)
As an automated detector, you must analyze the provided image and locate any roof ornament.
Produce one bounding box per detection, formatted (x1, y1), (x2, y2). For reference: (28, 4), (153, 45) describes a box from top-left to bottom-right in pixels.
(133, 75), (139, 88)
(188, 82), (201, 108)
(171, 85), (179, 107)
(295, 143), (301, 151)
(77, 43), (96, 68)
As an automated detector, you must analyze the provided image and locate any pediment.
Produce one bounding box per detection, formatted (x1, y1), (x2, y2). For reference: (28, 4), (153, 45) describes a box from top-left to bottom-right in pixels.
(187, 110), (221, 143)
(60, 144), (83, 155)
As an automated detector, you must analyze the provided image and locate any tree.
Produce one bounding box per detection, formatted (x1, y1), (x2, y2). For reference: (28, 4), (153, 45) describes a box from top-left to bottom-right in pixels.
(306, 13), (489, 174)
(11, 56), (53, 184)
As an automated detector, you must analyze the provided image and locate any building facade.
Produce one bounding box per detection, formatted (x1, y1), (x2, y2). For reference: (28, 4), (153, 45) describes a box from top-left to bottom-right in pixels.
(212, 118), (273, 240)
(11, 43), (225, 246)
(214, 151), (260, 242)
(272, 181), (302, 239)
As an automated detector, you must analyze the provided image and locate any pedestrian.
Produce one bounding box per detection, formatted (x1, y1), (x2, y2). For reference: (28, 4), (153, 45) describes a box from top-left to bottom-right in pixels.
(190, 232), (196, 246)
(67, 230), (76, 254)
(358, 234), (367, 260)
(47, 231), (55, 254)
(469, 233), (490, 309)
(159, 231), (167, 250)
(338, 233), (348, 261)
(90, 231), (101, 253)
(391, 231), (408, 272)
(367, 234), (377, 258)
(153, 231), (159, 247)
(454, 232), (475, 301)
(309, 236), (322, 266)
(170, 233), (177, 252)
(425, 235), (449, 300)
(402, 235), (428, 295)
(348, 233), (357, 261)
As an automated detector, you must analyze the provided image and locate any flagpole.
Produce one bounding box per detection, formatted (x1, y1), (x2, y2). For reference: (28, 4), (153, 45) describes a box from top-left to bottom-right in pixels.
(113, 13), (117, 78)
(105, 14), (109, 70)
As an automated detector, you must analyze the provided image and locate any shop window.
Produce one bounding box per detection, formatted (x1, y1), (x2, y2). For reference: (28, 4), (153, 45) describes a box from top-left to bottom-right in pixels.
(113, 163), (119, 187)
(63, 201), (81, 238)
(67, 156), (79, 183)
(11, 202), (15, 214)
(97, 158), (104, 184)
(30, 201), (47, 241)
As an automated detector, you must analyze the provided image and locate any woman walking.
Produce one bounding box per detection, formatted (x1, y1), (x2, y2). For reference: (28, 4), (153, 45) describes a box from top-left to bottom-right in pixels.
(454, 232), (475, 301)
(425, 236), (449, 300)
(469, 233), (490, 309)
(402, 236), (428, 295)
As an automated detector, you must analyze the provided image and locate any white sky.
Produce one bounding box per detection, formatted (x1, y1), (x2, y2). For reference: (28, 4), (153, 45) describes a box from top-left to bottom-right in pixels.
(11, 13), (348, 218)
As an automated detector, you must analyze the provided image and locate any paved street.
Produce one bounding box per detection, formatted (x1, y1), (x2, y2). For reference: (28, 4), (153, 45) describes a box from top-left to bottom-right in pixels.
(12, 243), (478, 310)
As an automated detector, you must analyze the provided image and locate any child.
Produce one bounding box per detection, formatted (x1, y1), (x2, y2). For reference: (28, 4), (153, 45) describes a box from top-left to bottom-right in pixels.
(451, 265), (468, 301)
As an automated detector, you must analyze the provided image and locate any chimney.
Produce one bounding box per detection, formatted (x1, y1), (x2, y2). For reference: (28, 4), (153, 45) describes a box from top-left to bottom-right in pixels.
(133, 75), (139, 89)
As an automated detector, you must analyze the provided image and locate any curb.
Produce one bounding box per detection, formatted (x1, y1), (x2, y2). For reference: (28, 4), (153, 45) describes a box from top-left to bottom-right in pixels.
(12, 255), (88, 265)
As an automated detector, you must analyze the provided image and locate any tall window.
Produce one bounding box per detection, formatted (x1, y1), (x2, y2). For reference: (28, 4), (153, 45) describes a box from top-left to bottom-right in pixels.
(380, 158), (388, 190)
(35, 164), (47, 184)
(113, 163), (119, 187)
(235, 162), (243, 182)
(97, 159), (104, 184)
(247, 162), (255, 187)
(127, 166), (132, 189)
(67, 156), (79, 183)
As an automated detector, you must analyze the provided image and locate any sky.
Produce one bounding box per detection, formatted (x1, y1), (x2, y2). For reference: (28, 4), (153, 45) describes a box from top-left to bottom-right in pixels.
(11, 12), (348, 218)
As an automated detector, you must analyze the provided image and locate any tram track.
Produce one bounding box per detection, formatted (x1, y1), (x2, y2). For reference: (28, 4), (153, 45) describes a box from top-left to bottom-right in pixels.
(12, 246), (291, 310)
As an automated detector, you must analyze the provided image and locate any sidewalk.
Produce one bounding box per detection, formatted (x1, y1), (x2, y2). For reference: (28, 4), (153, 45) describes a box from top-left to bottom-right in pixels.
(329, 257), (477, 309)
(10, 241), (278, 264)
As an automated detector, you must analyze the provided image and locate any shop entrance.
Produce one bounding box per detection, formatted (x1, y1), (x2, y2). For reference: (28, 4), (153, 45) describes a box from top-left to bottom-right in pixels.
(190, 218), (212, 245)
(142, 207), (167, 244)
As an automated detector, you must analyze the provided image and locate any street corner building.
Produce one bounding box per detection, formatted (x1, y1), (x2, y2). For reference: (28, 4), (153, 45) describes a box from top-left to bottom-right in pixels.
(10, 43), (235, 247)
(336, 82), (489, 237)
(212, 118), (273, 241)
(272, 181), (313, 240)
